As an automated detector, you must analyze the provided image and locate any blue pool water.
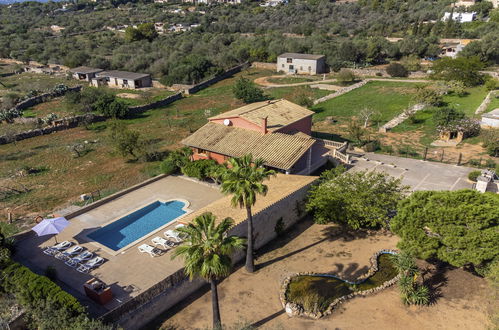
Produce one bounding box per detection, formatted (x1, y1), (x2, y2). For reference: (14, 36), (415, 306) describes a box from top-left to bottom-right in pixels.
(88, 200), (186, 251)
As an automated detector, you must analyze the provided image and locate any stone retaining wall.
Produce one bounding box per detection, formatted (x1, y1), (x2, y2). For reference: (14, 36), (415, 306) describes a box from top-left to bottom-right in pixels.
(280, 249), (400, 319)
(314, 80), (368, 105)
(185, 62), (250, 94)
(251, 62), (277, 70)
(11, 85), (82, 112)
(127, 92), (182, 113)
(0, 113), (106, 145)
(475, 91), (497, 115)
(379, 103), (425, 133)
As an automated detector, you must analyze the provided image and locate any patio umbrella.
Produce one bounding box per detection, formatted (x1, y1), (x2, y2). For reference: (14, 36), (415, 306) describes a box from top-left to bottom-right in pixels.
(32, 217), (70, 243)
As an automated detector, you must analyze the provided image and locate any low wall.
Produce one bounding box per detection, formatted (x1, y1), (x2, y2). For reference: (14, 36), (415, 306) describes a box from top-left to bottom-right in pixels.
(101, 178), (316, 329)
(12, 85), (81, 112)
(314, 80), (368, 105)
(349, 68), (427, 78)
(0, 113), (106, 145)
(127, 92), (182, 114)
(185, 62), (250, 94)
(252, 62), (276, 70)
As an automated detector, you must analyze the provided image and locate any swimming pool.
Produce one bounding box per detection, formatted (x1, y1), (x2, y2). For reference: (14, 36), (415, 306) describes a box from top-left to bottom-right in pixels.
(88, 200), (188, 251)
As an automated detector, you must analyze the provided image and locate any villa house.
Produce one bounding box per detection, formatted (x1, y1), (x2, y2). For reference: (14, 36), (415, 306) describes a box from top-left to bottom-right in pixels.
(91, 70), (152, 89)
(276, 53), (326, 75)
(69, 66), (104, 82)
(182, 99), (330, 174)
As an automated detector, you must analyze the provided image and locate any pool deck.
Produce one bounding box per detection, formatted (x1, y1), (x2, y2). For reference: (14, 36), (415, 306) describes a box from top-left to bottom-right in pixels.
(14, 176), (223, 315)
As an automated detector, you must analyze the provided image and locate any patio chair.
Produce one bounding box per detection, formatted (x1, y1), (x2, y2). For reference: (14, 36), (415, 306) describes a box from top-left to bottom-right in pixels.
(55, 245), (83, 261)
(43, 241), (72, 256)
(164, 229), (183, 243)
(76, 257), (105, 274)
(151, 236), (174, 250)
(65, 251), (93, 267)
(175, 224), (189, 239)
(138, 244), (159, 257)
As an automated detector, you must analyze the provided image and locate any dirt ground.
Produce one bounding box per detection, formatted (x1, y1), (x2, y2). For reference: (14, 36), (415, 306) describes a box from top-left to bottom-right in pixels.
(156, 219), (493, 330)
(116, 92), (141, 99)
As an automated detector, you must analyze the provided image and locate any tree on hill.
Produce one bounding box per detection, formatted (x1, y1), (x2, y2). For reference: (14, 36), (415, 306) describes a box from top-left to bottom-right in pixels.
(306, 170), (408, 229)
(430, 56), (485, 87)
(232, 77), (267, 103)
(386, 63), (408, 77)
(125, 23), (158, 42)
(391, 190), (499, 274)
(172, 213), (245, 329)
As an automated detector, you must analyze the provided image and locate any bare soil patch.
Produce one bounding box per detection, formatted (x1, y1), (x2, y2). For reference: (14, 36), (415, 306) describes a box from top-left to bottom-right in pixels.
(156, 219), (492, 330)
(117, 93), (142, 99)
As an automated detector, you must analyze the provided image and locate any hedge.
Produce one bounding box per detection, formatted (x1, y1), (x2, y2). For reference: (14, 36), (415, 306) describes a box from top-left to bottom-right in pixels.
(1, 262), (84, 315)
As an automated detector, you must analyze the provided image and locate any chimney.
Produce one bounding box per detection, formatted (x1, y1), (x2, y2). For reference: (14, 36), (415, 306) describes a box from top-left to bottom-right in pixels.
(261, 117), (268, 134)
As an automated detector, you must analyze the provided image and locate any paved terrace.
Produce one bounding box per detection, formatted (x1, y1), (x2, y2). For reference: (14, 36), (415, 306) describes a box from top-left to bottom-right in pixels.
(14, 176), (223, 315)
(350, 153), (474, 191)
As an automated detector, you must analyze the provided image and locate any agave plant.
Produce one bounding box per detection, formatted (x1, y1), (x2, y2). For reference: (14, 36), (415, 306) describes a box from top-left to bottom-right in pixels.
(404, 285), (430, 305)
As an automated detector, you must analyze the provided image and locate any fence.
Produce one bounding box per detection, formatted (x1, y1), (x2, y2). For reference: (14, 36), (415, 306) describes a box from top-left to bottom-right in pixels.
(380, 145), (497, 168)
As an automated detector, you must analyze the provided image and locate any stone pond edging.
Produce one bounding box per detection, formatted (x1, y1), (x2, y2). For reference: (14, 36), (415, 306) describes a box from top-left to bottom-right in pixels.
(279, 249), (401, 319)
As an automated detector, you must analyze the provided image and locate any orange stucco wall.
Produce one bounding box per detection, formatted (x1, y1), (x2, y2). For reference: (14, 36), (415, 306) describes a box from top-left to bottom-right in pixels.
(191, 148), (228, 165)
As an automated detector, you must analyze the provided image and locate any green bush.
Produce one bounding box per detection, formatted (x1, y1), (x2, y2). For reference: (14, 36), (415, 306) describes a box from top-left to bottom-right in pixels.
(386, 63), (408, 77)
(232, 77), (267, 103)
(1, 262), (84, 314)
(160, 158), (179, 175)
(468, 170), (481, 182)
(181, 159), (218, 180)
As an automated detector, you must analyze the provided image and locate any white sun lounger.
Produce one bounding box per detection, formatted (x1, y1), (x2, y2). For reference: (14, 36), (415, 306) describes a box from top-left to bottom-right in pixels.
(43, 241), (72, 256)
(76, 257), (105, 274)
(164, 229), (183, 243)
(65, 251), (93, 267)
(151, 236), (174, 250)
(55, 245), (83, 261)
(138, 244), (159, 257)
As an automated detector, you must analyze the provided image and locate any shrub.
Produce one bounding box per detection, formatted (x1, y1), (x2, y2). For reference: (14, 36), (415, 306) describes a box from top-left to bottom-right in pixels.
(295, 92), (314, 108)
(336, 68), (356, 85)
(181, 159), (218, 180)
(362, 140), (380, 152)
(2, 262), (84, 314)
(109, 121), (142, 160)
(95, 95), (129, 119)
(232, 77), (267, 103)
(413, 86), (443, 106)
(386, 63), (408, 77)
(468, 170), (481, 182)
(485, 79), (498, 91)
(400, 55), (421, 71)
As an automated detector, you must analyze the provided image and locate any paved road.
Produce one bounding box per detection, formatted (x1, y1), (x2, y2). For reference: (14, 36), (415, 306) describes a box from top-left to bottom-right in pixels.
(350, 152), (474, 191)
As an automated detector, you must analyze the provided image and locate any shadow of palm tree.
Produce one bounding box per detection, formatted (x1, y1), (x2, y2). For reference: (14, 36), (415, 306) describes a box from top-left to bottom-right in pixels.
(256, 219), (370, 271)
(422, 259), (449, 305)
(250, 309), (285, 328)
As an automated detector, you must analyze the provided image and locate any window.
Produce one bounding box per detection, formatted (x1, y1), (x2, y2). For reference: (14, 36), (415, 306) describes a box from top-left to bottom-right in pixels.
(308, 66), (311, 71)
(300, 66), (303, 71)
(281, 64), (284, 68)
(286, 58), (293, 63)
(123, 79), (128, 85)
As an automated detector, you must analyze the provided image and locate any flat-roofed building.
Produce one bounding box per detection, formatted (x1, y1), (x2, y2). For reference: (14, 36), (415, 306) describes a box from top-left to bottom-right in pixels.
(69, 66), (104, 81)
(277, 53), (326, 75)
(91, 70), (152, 89)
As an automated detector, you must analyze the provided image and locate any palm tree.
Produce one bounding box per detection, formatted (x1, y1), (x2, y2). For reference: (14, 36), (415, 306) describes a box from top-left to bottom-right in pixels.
(172, 212), (245, 329)
(220, 154), (276, 273)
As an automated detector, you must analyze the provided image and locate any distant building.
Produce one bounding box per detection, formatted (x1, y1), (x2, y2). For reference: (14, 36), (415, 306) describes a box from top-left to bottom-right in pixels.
(475, 169), (499, 194)
(260, 0), (288, 7)
(69, 66), (104, 81)
(481, 108), (499, 128)
(277, 53), (326, 75)
(453, 0), (476, 7)
(440, 39), (472, 58)
(91, 70), (152, 89)
(442, 12), (476, 23)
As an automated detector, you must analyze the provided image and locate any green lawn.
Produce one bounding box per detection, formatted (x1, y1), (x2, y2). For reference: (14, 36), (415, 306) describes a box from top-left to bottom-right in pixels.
(442, 86), (489, 117)
(266, 86), (331, 103)
(311, 81), (421, 124)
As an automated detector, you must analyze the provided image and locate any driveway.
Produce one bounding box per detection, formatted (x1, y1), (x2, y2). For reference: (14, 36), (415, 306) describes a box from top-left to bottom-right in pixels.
(350, 152), (474, 191)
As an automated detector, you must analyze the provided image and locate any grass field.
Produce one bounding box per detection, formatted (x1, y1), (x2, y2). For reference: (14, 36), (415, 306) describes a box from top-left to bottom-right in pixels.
(311, 81), (421, 124)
